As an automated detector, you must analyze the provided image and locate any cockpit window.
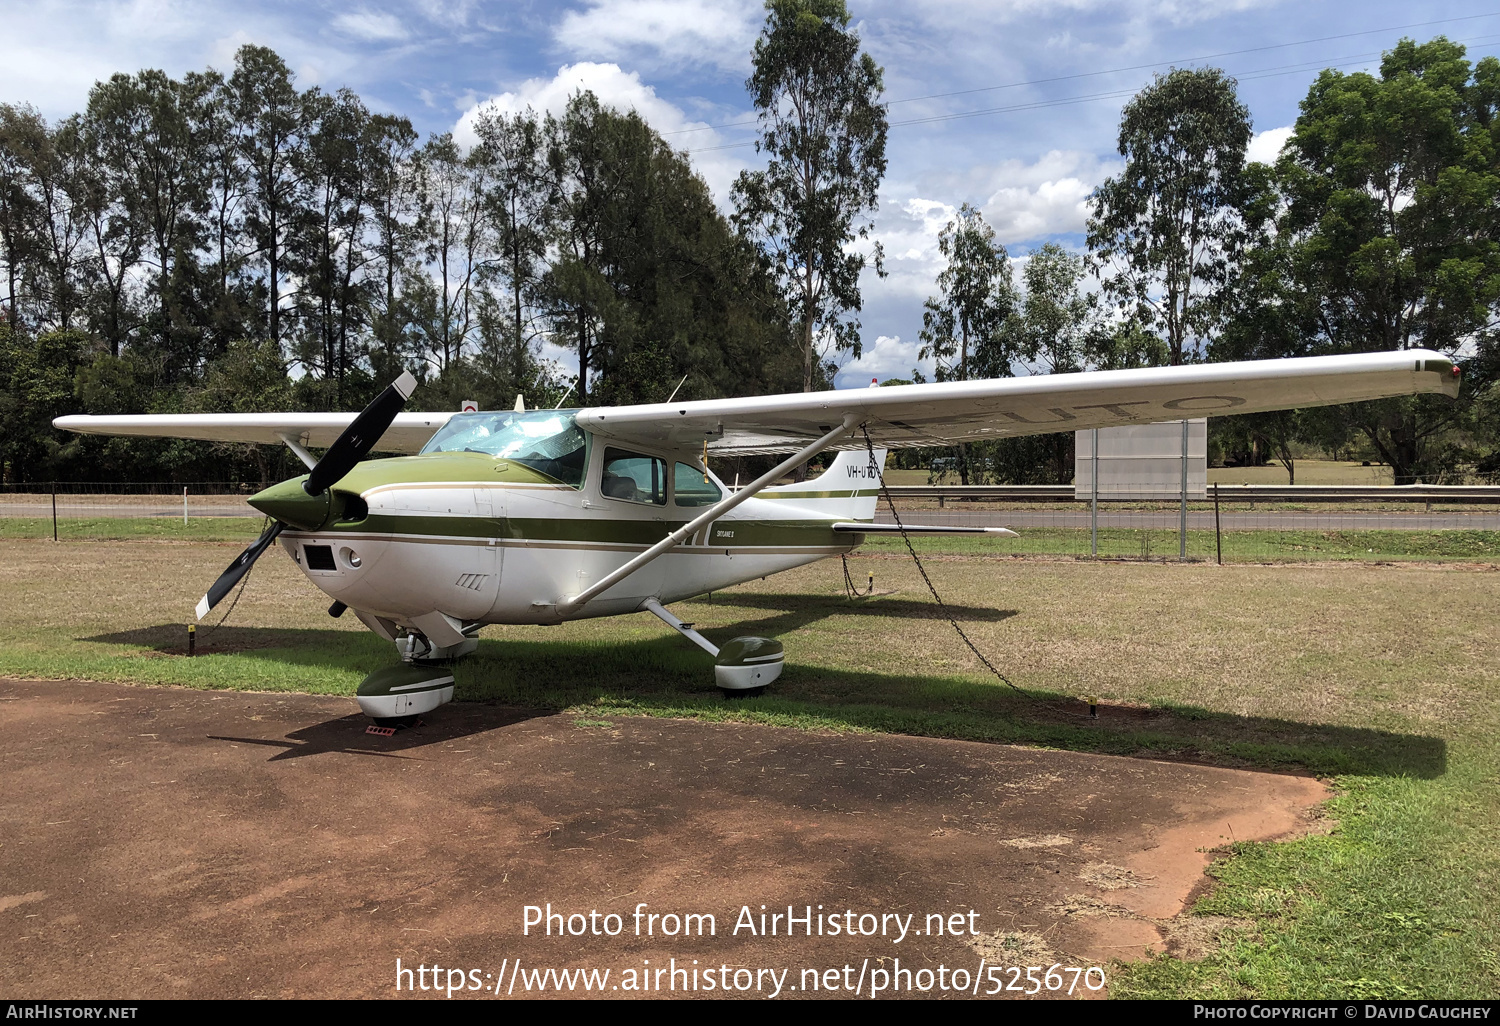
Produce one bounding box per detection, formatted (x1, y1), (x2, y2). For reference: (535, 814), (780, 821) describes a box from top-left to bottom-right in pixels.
(419, 410), (588, 488)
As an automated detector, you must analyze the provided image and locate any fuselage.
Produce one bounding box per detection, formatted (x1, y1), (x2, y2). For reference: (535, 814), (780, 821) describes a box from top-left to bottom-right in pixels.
(254, 413), (874, 632)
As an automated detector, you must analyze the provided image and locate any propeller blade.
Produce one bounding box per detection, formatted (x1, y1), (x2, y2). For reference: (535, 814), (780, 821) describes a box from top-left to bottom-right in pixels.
(195, 520), (285, 621)
(304, 371), (418, 496)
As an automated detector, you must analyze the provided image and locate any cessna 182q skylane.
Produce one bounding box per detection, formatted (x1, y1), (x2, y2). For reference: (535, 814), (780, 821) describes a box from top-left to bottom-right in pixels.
(55, 350), (1460, 723)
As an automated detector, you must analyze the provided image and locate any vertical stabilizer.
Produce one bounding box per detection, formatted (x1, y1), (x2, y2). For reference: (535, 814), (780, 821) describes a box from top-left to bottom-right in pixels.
(759, 447), (887, 521)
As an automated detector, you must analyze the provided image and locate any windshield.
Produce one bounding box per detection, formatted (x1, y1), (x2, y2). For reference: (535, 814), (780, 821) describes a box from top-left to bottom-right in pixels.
(420, 410), (588, 487)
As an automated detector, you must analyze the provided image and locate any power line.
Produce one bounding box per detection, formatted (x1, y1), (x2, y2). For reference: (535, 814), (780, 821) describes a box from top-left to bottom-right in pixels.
(685, 33), (1500, 152)
(669, 10), (1500, 142)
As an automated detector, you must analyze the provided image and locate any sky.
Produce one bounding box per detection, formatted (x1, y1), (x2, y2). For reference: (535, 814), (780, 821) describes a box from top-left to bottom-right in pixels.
(3, 0), (1498, 388)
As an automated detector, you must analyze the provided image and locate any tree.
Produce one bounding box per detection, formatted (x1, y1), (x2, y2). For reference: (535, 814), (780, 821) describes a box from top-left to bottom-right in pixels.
(918, 204), (1014, 483)
(732, 0), (887, 394)
(920, 204), (1014, 380)
(472, 108), (550, 387)
(999, 242), (1099, 375)
(0, 105), (45, 331)
(542, 92), (796, 406)
(1088, 67), (1253, 365)
(231, 45), (304, 347)
(86, 70), (205, 377)
(294, 88), (379, 400)
(1266, 37), (1500, 483)
(411, 132), (491, 374)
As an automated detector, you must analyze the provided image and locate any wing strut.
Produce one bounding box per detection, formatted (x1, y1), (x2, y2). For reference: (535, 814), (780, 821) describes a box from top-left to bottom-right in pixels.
(556, 414), (859, 615)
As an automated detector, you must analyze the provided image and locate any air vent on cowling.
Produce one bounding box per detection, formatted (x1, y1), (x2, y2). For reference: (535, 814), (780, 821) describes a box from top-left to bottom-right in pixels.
(336, 492), (368, 522)
(304, 544), (336, 571)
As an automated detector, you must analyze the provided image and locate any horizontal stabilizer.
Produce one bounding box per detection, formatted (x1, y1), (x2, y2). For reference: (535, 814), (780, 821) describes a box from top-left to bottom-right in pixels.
(831, 522), (1018, 537)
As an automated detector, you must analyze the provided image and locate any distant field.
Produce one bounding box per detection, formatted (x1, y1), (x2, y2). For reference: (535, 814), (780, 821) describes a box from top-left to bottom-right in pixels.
(0, 535), (1496, 997)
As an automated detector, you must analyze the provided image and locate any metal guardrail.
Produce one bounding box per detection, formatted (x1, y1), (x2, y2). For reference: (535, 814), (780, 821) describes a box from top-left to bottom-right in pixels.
(883, 484), (1500, 504)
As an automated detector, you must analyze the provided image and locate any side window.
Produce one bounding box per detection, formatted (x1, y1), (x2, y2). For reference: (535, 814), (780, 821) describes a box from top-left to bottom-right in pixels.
(601, 449), (666, 505)
(673, 462), (722, 507)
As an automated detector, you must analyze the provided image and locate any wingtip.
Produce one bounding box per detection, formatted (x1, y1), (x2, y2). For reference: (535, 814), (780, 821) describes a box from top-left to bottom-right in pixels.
(195, 596), (211, 621)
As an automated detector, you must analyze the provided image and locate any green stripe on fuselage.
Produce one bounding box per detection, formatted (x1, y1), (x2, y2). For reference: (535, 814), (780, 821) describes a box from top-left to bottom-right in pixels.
(319, 513), (848, 548)
(759, 489), (880, 500)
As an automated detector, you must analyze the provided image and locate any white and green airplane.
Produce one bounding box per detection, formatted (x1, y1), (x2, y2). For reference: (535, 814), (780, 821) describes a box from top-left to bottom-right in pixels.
(55, 350), (1461, 723)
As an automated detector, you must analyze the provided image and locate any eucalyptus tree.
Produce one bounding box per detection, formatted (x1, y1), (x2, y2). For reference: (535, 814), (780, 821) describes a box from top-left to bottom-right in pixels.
(541, 92), (616, 404)
(85, 69), (207, 377)
(366, 113), (421, 379)
(1001, 243), (1101, 375)
(472, 107), (550, 386)
(76, 109), (145, 357)
(919, 204), (1014, 382)
(1087, 67), (1253, 365)
(0, 105), (44, 331)
(731, 0), (887, 394)
(184, 68), (251, 345)
(918, 204), (1014, 483)
(295, 87), (379, 399)
(412, 132), (492, 373)
(231, 44), (304, 346)
(1269, 37), (1500, 482)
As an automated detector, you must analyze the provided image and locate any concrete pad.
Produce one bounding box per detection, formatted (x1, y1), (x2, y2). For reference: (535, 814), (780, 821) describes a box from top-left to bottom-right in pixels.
(0, 679), (1326, 999)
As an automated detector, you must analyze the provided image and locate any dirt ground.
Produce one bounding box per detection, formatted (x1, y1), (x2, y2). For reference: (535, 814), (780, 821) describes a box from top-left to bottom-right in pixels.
(0, 678), (1327, 999)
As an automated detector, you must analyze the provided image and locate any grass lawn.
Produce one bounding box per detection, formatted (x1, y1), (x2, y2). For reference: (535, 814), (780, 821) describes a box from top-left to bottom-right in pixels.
(0, 536), (1496, 997)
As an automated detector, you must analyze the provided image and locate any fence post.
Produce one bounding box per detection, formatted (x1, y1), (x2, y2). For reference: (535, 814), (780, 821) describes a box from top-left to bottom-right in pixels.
(1179, 419), (1188, 561)
(1214, 481), (1222, 565)
(51, 484), (57, 542)
(183, 486), (188, 526)
(1090, 427), (1099, 557)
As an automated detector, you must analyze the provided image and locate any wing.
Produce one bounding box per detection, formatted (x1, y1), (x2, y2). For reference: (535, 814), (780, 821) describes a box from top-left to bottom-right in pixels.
(52, 351), (1459, 458)
(49, 412), (455, 453)
(577, 350), (1461, 456)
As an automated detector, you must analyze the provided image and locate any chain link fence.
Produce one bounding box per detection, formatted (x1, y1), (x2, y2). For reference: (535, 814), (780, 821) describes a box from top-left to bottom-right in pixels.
(879, 488), (1500, 563)
(5, 480), (1498, 563)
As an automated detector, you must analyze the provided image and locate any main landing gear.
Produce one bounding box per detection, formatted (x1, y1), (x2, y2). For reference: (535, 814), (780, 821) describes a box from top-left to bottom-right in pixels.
(640, 598), (785, 698)
(355, 626), (475, 726)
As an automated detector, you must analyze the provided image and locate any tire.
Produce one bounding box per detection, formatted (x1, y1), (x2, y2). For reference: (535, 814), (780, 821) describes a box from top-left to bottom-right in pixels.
(372, 715), (418, 728)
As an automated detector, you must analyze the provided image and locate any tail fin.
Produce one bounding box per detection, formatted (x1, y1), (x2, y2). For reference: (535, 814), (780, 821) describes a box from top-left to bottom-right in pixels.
(760, 447), (887, 521)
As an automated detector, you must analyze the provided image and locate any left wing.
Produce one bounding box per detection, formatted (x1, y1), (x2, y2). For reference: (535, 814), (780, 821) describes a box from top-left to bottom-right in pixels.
(579, 350), (1460, 456)
(50, 412), (455, 453)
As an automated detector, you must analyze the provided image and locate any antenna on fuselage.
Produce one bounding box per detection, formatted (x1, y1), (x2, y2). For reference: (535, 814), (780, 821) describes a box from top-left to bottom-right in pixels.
(552, 383), (575, 409)
(514, 394), (525, 412)
(665, 373), (689, 404)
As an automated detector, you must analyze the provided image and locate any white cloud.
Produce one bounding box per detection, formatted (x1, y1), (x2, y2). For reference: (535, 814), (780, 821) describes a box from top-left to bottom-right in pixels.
(981, 150), (1107, 242)
(332, 10), (410, 43)
(834, 334), (932, 387)
(1247, 125), (1293, 165)
(452, 62), (750, 203)
(554, 0), (761, 73)
(869, 150), (1111, 307)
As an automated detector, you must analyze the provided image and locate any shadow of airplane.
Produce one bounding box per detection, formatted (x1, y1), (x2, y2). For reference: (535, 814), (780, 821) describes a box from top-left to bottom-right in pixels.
(84, 589), (1445, 779)
(208, 704), (549, 763)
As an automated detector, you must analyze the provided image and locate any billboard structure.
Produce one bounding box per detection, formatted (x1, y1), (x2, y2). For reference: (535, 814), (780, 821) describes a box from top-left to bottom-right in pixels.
(1074, 419), (1208, 559)
(1074, 419), (1207, 500)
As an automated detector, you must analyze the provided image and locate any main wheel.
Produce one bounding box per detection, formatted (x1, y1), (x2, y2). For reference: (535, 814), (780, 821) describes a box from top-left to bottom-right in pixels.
(372, 715), (419, 728)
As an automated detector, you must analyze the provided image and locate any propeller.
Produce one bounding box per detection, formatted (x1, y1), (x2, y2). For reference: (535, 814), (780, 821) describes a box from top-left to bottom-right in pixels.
(194, 370), (418, 621)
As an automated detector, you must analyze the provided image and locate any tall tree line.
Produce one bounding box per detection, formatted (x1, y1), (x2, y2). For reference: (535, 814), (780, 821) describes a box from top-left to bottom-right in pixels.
(917, 37), (1499, 485)
(0, 45), (797, 483)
